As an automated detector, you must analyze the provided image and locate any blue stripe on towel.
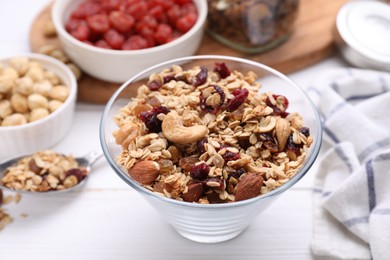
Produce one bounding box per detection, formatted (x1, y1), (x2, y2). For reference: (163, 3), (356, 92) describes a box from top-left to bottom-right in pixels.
(379, 76), (389, 92)
(324, 126), (340, 143)
(335, 145), (354, 173)
(343, 216), (369, 228)
(358, 137), (390, 162)
(366, 160), (376, 212)
(373, 208), (390, 215)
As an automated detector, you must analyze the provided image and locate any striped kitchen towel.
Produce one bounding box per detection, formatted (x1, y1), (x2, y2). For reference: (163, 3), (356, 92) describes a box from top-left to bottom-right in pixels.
(308, 68), (390, 260)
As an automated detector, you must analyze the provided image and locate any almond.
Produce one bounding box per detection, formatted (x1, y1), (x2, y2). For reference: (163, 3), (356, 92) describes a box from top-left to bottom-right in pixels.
(276, 118), (290, 151)
(183, 182), (204, 202)
(235, 173), (263, 202)
(128, 161), (160, 185)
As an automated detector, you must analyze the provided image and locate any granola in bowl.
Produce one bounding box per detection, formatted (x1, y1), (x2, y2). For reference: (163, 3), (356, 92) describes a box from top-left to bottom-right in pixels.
(113, 62), (313, 203)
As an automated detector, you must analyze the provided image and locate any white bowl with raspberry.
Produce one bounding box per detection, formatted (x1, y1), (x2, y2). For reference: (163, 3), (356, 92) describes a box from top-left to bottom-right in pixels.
(52, 0), (207, 83)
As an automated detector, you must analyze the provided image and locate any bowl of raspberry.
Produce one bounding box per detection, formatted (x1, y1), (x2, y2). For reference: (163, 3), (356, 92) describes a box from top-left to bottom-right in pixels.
(52, 0), (207, 83)
(100, 55), (323, 243)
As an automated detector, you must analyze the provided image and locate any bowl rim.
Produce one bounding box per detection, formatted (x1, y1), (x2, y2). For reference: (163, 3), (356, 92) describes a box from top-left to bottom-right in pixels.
(99, 55), (323, 209)
(52, 0), (208, 55)
(0, 52), (77, 132)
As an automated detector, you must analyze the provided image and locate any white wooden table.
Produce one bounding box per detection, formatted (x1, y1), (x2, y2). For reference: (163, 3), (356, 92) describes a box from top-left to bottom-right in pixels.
(0, 1), (348, 259)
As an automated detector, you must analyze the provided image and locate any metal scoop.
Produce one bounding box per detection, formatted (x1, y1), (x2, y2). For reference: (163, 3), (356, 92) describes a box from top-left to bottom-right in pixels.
(0, 149), (104, 195)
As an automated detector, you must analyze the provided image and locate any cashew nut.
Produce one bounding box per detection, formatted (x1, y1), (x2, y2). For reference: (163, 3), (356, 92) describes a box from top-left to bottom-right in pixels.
(258, 116), (276, 133)
(114, 122), (139, 149)
(162, 111), (208, 144)
(275, 118), (290, 151)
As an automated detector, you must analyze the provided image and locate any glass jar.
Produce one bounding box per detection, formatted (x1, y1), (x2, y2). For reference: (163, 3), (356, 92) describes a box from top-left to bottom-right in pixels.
(207, 0), (299, 54)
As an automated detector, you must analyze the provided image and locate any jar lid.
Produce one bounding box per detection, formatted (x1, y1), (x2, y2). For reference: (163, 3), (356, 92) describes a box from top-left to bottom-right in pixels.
(335, 0), (390, 71)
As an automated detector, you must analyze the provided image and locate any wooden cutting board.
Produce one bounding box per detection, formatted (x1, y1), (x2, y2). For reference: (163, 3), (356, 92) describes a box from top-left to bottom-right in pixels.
(30, 0), (349, 104)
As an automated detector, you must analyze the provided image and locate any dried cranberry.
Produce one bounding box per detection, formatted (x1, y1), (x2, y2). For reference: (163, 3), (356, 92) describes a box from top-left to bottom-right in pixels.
(213, 62), (230, 78)
(196, 138), (207, 154)
(192, 66), (208, 87)
(190, 163), (209, 180)
(66, 168), (86, 182)
(300, 127), (310, 137)
(222, 150), (240, 162)
(147, 80), (162, 91)
(139, 106), (170, 133)
(226, 88), (249, 112)
(163, 75), (175, 83)
(199, 85), (225, 114)
(266, 94), (289, 118)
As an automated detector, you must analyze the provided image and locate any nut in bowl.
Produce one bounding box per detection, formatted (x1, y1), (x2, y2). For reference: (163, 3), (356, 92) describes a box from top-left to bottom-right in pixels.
(100, 55), (322, 243)
(0, 53), (77, 162)
(52, 0), (208, 83)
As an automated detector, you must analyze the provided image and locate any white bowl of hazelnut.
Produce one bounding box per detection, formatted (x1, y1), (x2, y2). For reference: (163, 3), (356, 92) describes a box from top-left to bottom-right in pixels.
(0, 53), (77, 161)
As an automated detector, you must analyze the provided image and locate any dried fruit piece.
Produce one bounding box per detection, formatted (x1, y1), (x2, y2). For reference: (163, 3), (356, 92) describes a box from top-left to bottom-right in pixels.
(192, 66), (208, 87)
(190, 163), (209, 180)
(199, 85), (225, 114)
(139, 106), (170, 133)
(235, 173), (263, 201)
(213, 62), (230, 78)
(226, 88), (249, 112)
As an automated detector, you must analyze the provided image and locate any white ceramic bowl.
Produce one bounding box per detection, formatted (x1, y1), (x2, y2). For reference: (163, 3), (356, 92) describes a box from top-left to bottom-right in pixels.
(0, 53), (77, 162)
(100, 55), (323, 243)
(52, 0), (208, 83)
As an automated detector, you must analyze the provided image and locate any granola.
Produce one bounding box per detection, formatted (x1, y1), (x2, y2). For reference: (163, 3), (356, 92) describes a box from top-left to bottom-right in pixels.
(1, 150), (87, 192)
(113, 62), (313, 203)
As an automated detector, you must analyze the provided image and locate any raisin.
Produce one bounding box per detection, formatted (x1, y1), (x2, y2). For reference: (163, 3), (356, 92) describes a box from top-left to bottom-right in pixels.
(300, 127), (310, 137)
(229, 168), (245, 180)
(286, 135), (303, 159)
(196, 138), (207, 154)
(179, 157), (199, 172)
(147, 80), (162, 91)
(66, 168), (87, 182)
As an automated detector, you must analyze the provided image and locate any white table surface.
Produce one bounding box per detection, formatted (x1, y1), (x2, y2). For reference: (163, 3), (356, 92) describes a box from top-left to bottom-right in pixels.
(0, 1), (350, 259)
